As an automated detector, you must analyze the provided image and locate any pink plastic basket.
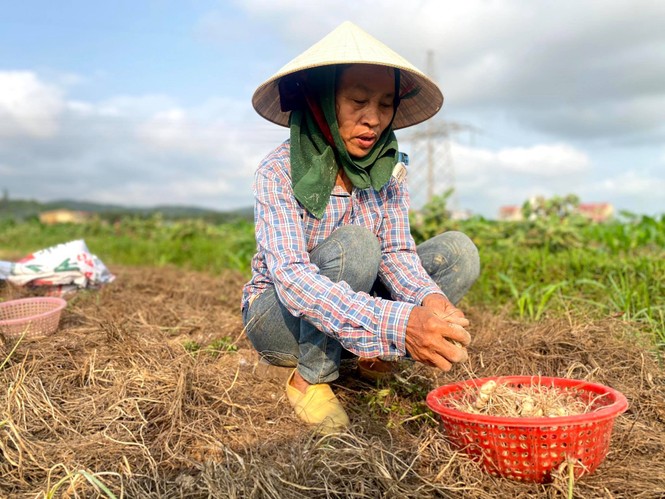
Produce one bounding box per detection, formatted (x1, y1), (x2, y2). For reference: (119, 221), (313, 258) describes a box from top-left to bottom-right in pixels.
(0, 297), (67, 339)
(426, 376), (628, 483)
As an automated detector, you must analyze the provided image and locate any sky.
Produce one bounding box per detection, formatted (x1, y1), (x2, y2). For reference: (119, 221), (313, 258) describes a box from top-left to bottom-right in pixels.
(1, 0), (664, 219)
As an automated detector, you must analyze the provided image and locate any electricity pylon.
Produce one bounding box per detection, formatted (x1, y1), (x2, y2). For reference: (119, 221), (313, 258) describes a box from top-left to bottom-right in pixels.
(401, 51), (479, 211)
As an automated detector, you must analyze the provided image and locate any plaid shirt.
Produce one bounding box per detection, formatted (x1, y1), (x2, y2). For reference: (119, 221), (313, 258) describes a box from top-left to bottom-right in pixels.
(241, 140), (444, 357)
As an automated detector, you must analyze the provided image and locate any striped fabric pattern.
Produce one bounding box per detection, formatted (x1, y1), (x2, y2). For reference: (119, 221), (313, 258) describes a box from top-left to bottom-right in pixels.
(241, 140), (444, 357)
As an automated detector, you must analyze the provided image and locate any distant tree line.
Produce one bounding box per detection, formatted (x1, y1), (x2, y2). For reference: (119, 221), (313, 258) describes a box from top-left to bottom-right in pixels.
(0, 194), (253, 224)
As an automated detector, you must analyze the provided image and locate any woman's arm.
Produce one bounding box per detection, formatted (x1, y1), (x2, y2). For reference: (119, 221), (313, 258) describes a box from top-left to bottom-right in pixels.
(377, 175), (445, 304)
(253, 153), (414, 358)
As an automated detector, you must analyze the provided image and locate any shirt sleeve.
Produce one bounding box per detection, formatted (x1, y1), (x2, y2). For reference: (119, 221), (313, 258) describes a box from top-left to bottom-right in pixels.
(377, 175), (446, 305)
(253, 158), (414, 357)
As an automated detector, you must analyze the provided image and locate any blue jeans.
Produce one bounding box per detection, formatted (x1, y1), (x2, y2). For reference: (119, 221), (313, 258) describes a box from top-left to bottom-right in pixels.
(243, 226), (480, 384)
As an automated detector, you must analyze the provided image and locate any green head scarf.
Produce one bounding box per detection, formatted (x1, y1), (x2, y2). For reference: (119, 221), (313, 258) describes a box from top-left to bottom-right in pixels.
(288, 65), (400, 219)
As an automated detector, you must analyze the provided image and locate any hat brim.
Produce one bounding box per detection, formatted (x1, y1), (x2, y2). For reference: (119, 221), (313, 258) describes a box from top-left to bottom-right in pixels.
(252, 22), (444, 130)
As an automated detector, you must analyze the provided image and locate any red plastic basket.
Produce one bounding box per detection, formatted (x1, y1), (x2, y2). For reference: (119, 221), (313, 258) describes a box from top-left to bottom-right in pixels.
(426, 376), (628, 483)
(0, 297), (67, 340)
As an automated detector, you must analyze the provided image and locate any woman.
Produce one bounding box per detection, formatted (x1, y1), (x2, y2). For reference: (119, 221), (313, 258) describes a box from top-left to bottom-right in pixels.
(242, 21), (480, 432)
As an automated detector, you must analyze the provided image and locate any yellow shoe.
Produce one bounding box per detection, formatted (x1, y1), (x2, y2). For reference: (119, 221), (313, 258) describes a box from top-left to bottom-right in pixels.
(357, 357), (399, 382)
(285, 370), (350, 433)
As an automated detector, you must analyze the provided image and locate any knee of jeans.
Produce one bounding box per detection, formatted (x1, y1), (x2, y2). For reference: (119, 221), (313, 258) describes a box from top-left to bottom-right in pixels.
(424, 231), (480, 277)
(447, 231), (480, 282)
(332, 225), (381, 287)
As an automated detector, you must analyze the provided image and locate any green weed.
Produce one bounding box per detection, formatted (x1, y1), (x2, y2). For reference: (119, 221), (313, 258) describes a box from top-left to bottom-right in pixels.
(183, 337), (238, 358)
(46, 466), (118, 499)
(499, 273), (568, 321)
(208, 336), (239, 355)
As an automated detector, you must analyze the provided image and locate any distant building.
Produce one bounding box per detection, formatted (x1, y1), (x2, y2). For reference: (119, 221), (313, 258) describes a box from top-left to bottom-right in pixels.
(577, 203), (614, 222)
(39, 209), (90, 225)
(498, 202), (614, 222)
(498, 205), (523, 221)
(449, 209), (473, 221)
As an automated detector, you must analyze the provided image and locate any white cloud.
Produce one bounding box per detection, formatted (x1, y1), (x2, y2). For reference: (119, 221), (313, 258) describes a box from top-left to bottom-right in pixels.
(496, 144), (591, 175)
(66, 100), (95, 116)
(577, 169), (665, 215)
(135, 97), (276, 178)
(138, 102), (236, 157)
(91, 95), (176, 119)
(402, 140), (593, 216)
(593, 170), (665, 197)
(0, 73), (261, 211)
(87, 177), (234, 207)
(138, 108), (195, 151)
(524, 94), (665, 140)
(0, 164), (15, 175)
(437, 141), (663, 216)
(451, 142), (590, 177)
(0, 71), (64, 138)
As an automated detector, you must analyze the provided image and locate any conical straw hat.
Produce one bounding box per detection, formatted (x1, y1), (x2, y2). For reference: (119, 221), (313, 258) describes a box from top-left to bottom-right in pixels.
(252, 21), (443, 130)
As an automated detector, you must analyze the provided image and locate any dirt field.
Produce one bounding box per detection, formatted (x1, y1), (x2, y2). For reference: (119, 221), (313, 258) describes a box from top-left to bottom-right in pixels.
(1, 265), (663, 498)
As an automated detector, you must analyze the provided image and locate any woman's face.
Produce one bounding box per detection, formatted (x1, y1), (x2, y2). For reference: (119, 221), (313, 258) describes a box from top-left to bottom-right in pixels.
(335, 64), (395, 158)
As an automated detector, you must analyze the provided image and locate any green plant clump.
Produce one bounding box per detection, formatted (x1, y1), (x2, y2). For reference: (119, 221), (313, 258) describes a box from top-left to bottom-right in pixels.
(409, 193), (664, 349)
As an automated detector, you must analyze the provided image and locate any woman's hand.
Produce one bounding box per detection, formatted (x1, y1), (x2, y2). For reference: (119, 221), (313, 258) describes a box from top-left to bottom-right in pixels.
(405, 294), (471, 371)
(422, 294), (469, 327)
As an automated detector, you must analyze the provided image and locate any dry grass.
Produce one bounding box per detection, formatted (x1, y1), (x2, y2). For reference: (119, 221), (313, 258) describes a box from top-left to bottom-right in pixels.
(0, 265), (663, 498)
